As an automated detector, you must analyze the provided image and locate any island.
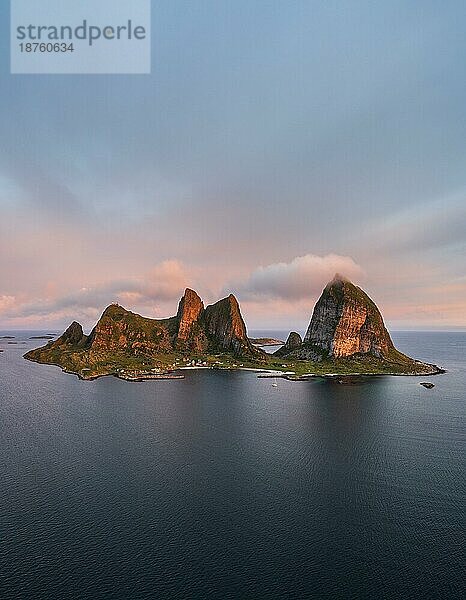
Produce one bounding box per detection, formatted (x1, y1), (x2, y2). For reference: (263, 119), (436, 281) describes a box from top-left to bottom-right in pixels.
(24, 275), (444, 381)
(249, 337), (285, 347)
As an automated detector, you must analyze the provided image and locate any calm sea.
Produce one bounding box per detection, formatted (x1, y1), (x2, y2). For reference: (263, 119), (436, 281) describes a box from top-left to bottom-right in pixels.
(0, 331), (464, 599)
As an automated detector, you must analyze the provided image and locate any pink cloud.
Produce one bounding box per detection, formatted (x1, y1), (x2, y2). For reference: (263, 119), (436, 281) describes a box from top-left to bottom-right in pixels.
(0, 259), (192, 329)
(142, 260), (191, 301)
(230, 253), (364, 301)
(0, 295), (16, 313)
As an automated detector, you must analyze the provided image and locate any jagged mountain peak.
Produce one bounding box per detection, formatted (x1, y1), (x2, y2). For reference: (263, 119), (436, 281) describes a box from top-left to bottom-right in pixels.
(100, 303), (133, 319)
(175, 288), (205, 350)
(50, 320), (87, 348)
(180, 287), (202, 301)
(63, 321), (85, 341)
(31, 288), (259, 361)
(204, 294), (258, 356)
(176, 288), (204, 318)
(274, 331), (302, 357)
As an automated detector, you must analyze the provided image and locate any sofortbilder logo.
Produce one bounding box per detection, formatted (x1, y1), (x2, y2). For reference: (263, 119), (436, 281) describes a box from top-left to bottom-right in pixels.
(11, 0), (151, 74)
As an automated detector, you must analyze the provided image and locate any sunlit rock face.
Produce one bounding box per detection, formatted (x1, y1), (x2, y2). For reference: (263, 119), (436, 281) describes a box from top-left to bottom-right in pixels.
(304, 274), (395, 358)
(176, 289), (204, 340)
(175, 289), (208, 352)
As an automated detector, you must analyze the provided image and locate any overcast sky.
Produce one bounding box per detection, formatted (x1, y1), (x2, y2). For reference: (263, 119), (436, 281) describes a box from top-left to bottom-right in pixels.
(1, 1), (465, 332)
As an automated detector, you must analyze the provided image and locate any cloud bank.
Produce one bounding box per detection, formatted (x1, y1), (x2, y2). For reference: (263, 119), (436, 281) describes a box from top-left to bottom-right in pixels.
(231, 254), (364, 301)
(0, 260), (191, 328)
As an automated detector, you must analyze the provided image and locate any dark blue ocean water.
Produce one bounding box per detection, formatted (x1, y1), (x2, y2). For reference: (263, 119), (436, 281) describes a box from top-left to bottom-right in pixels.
(0, 331), (464, 599)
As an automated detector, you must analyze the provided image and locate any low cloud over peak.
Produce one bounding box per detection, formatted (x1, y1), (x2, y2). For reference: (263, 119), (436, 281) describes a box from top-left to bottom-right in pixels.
(229, 254), (364, 301)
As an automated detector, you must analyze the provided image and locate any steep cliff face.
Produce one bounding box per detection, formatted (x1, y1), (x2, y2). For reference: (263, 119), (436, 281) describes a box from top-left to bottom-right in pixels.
(175, 289), (207, 352)
(274, 332), (302, 357)
(176, 289), (204, 339)
(304, 275), (394, 358)
(203, 294), (259, 356)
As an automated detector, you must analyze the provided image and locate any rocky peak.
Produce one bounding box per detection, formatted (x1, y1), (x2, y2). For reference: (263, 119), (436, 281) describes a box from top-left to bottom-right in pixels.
(203, 294), (257, 356)
(87, 304), (130, 347)
(284, 331), (303, 350)
(86, 303), (173, 355)
(274, 331), (302, 357)
(55, 321), (87, 347)
(176, 289), (204, 336)
(99, 303), (132, 320)
(175, 288), (206, 351)
(304, 275), (394, 358)
(177, 288), (204, 316)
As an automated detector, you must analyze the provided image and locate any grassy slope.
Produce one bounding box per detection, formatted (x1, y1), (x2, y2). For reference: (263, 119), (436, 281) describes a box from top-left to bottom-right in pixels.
(25, 343), (440, 380)
(270, 350), (439, 376)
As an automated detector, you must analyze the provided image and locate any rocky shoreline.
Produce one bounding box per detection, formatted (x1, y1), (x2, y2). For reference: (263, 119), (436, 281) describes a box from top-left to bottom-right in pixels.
(268, 365), (445, 381)
(25, 351), (445, 383)
(249, 337), (285, 347)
